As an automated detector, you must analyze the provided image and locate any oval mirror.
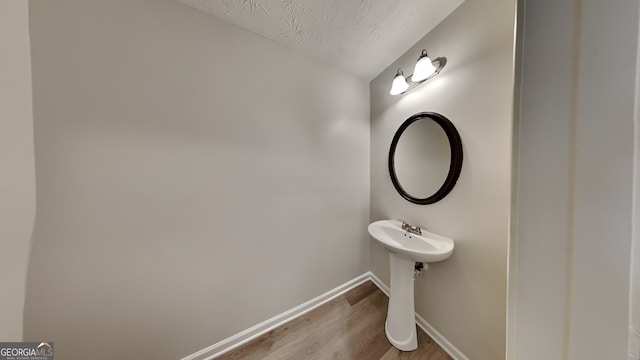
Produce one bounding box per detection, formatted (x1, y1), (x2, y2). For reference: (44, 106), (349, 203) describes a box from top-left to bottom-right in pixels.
(389, 112), (463, 204)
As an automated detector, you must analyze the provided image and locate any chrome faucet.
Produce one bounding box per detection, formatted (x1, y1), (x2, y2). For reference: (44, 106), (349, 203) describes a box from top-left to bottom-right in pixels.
(400, 220), (422, 235)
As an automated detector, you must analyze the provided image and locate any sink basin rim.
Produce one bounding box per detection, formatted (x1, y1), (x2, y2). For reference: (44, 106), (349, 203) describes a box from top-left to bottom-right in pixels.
(368, 219), (454, 263)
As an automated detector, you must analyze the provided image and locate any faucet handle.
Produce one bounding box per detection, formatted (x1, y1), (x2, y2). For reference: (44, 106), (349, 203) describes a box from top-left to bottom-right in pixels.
(399, 219), (412, 232)
(398, 219), (424, 235)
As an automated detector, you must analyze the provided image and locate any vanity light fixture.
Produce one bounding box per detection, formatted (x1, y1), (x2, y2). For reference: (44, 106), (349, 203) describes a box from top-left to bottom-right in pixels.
(390, 69), (409, 95)
(389, 49), (446, 96)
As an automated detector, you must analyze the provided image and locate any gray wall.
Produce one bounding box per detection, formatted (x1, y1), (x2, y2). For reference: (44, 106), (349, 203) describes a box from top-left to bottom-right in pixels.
(509, 0), (639, 358)
(369, 0), (515, 359)
(0, 0), (35, 342)
(24, 0), (369, 359)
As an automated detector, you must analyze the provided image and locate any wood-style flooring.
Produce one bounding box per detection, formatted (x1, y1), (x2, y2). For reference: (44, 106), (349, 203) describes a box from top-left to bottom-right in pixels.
(216, 281), (452, 360)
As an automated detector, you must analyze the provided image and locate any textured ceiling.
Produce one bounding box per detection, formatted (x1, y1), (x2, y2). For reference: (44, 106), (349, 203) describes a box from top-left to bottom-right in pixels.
(177, 0), (465, 80)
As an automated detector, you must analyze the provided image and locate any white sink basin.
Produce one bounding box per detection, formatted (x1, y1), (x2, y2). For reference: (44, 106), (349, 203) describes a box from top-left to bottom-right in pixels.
(368, 219), (454, 263)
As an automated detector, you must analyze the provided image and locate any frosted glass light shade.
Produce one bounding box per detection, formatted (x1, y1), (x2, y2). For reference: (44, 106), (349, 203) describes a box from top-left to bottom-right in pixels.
(411, 50), (436, 82)
(390, 69), (409, 95)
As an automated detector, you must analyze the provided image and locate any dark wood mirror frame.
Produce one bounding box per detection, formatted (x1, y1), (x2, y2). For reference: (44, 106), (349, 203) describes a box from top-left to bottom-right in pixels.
(388, 112), (463, 205)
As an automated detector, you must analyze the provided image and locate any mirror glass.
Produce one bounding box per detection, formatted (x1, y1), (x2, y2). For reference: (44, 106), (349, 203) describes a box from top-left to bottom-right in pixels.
(394, 120), (450, 198)
(389, 112), (463, 205)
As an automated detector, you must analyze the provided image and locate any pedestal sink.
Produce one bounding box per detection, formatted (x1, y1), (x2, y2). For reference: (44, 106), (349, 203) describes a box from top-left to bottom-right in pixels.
(368, 219), (454, 351)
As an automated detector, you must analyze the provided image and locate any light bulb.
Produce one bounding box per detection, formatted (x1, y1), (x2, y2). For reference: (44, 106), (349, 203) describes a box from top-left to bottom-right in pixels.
(411, 50), (437, 82)
(390, 69), (409, 95)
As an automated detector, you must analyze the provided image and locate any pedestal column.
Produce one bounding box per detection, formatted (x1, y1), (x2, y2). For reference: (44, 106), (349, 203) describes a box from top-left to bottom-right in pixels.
(385, 252), (418, 351)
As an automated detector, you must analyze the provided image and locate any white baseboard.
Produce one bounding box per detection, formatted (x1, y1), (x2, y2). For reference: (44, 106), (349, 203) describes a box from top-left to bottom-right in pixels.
(414, 313), (470, 360)
(182, 271), (468, 360)
(181, 272), (372, 360)
(368, 272), (470, 360)
(368, 272), (390, 297)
